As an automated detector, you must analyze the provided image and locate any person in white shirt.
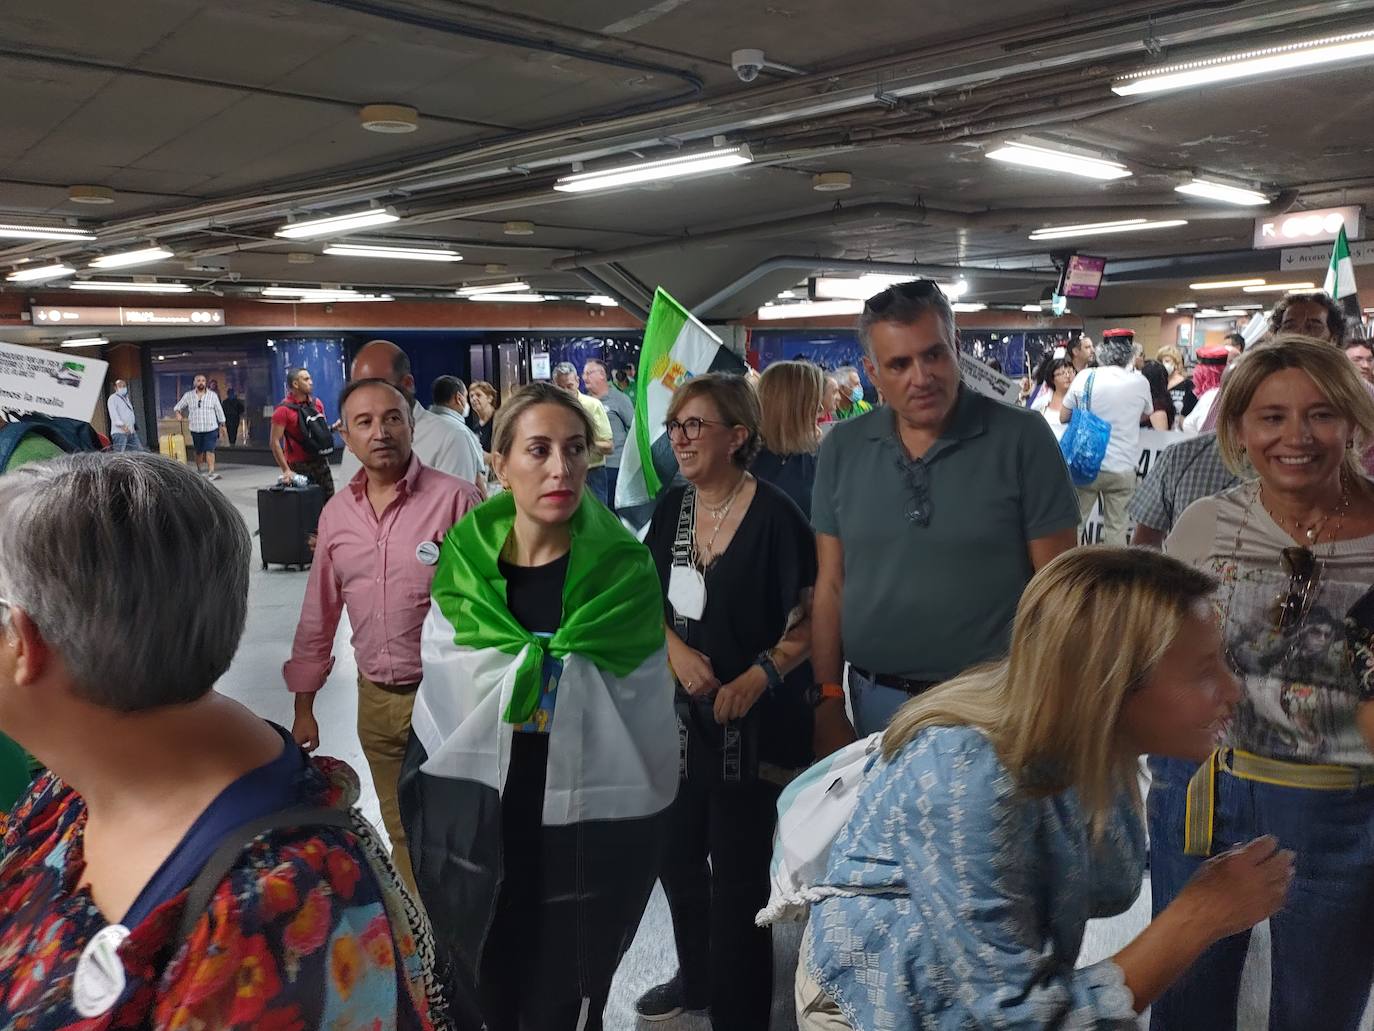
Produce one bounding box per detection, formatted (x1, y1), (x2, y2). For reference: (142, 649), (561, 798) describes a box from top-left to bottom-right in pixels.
(336, 341), (481, 487)
(106, 379), (143, 452)
(173, 374), (226, 479)
(428, 375), (487, 493)
(1060, 334), (1151, 545)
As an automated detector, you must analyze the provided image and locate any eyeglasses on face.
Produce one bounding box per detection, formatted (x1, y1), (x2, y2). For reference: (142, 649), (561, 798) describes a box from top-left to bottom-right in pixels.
(1273, 546), (1318, 633)
(665, 417), (723, 441)
(863, 279), (945, 314)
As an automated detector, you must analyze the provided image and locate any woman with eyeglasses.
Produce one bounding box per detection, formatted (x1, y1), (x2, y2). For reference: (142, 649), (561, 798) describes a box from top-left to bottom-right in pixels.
(636, 373), (816, 1029)
(1149, 335), (1374, 1031)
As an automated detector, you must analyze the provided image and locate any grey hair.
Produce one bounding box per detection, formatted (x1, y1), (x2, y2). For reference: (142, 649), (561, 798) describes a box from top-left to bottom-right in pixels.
(1096, 335), (1135, 368)
(551, 361), (578, 379)
(856, 281), (957, 358)
(832, 365), (859, 382)
(0, 453), (251, 711)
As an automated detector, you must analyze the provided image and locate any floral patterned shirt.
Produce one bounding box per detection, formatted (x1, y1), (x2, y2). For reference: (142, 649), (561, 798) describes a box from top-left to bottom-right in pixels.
(809, 726), (1143, 1030)
(0, 756), (438, 1030)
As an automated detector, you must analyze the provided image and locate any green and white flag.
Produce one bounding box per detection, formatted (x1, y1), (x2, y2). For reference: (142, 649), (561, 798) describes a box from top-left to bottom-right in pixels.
(614, 287), (746, 517)
(1323, 224), (1363, 327)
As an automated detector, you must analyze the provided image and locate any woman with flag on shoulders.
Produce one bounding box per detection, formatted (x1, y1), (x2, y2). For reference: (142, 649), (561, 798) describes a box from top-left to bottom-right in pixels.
(399, 382), (678, 1031)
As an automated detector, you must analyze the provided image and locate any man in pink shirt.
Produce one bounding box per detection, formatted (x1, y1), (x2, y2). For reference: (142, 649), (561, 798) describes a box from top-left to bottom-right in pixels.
(285, 378), (482, 892)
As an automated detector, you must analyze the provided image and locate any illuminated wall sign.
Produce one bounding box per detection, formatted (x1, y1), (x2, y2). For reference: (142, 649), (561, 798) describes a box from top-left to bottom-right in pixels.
(1254, 206), (1363, 249)
(31, 305), (225, 327)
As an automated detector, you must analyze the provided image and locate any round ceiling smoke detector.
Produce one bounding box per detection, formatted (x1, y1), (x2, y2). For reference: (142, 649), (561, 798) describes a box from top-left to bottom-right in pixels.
(359, 104), (419, 134)
(68, 185), (115, 205)
(503, 221), (535, 236)
(812, 172), (853, 193)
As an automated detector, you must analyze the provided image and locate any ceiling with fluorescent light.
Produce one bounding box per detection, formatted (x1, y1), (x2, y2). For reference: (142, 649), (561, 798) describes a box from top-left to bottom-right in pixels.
(0, 0), (1372, 323)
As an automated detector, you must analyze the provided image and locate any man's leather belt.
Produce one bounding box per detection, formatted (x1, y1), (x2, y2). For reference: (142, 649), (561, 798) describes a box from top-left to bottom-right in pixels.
(849, 666), (938, 697)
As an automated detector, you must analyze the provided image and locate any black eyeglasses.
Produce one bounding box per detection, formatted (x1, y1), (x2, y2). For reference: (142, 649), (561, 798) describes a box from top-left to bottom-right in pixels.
(1273, 546), (1318, 632)
(665, 417), (722, 441)
(897, 454), (932, 527)
(864, 279), (945, 314)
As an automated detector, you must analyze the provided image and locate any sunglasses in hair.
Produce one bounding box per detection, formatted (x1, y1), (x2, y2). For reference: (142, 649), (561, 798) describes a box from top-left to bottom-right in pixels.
(896, 455), (932, 527)
(863, 279), (946, 314)
(1273, 546), (1318, 633)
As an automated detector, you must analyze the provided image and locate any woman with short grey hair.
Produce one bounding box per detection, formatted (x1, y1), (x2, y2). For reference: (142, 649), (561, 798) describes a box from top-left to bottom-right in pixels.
(0, 453), (444, 1029)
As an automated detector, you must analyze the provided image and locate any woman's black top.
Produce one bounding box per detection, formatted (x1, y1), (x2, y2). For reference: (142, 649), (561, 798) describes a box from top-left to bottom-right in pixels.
(497, 554), (569, 633)
(750, 448), (818, 519)
(645, 479), (817, 769)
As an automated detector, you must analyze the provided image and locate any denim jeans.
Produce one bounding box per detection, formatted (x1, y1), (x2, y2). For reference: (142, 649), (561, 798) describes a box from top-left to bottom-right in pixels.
(585, 465), (610, 506)
(1148, 755), (1374, 1031)
(111, 431), (143, 452)
(847, 668), (912, 737)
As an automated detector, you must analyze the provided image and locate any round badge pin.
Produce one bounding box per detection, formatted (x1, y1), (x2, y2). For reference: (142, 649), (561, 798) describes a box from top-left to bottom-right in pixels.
(73, 923), (131, 1017)
(416, 540), (441, 566)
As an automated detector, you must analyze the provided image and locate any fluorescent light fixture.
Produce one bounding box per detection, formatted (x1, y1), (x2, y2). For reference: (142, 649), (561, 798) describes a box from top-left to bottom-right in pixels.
(811, 275), (968, 301)
(951, 302), (988, 313)
(483, 293), (547, 303)
(986, 142), (1131, 180)
(1022, 304), (1044, 312)
(259, 286), (393, 301)
(1028, 218), (1188, 240)
(1113, 29), (1374, 96)
(776, 290), (798, 299)
(323, 243), (462, 262)
(1165, 306), (1178, 313)
(274, 207), (400, 240)
(456, 281), (530, 296)
(757, 300), (863, 320)
(88, 246), (174, 269)
(70, 280), (192, 293)
(61, 336), (107, 348)
(1175, 302), (1200, 309)
(1189, 278), (1267, 290)
(0, 223), (95, 242)
(6, 263), (75, 282)
(584, 295), (619, 306)
(1196, 308), (1246, 318)
(1241, 280), (1316, 293)
(553, 145), (753, 193)
(1174, 178), (1270, 206)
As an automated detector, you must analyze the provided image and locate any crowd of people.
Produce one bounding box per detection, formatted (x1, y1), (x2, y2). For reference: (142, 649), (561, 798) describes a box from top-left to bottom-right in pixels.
(0, 279), (1372, 1031)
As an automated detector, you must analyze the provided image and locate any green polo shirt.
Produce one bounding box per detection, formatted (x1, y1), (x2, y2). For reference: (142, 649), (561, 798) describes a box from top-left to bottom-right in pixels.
(811, 386), (1078, 681)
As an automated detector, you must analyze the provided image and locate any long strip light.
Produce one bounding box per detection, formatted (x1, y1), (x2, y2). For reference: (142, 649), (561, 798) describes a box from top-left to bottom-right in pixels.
(554, 145), (753, 193)
(1189, 278), (1267, 290)
(456, 281), (530, 296)
(758, 300), (863, 320)
(323, 243), (462, 262)
(584, 295), (619, 306)
(812, 275), (969, 301)
(481, 293), (547, 303)
(1242, 280), (1316, 293)
(61, 337), (108, 348)
(274, 207), (400, 240)
(70, 280), (192, 293)
(1028, 218), (1188, 240)
(88, 246), (174, 269)
(986, 142), (1131, 180)
(1113, 29), (1374, 96)
(259, 286), (393, 301)
(1174, 178), (1271, 206)
(0, 223), (95, 242)
(951, 302), (988, 313)
(7, 263), (75, 282)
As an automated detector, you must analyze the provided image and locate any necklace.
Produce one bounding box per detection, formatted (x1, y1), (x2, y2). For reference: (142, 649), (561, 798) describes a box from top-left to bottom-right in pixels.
(693, 474), (748, 566)
(1258, 483), (1350, 545)
(698, 471), (747, 518)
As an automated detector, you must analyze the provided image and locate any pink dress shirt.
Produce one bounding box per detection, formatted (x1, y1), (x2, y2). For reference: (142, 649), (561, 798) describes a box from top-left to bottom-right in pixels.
(284, 454), (482, 694)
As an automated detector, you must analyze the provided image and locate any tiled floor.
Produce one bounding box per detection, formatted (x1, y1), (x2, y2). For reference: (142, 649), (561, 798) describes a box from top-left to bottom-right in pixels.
(211, 463), (1369, 1030)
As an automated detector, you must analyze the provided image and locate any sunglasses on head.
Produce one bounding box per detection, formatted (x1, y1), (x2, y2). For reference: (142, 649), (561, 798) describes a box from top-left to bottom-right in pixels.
(863, 279), (945, 314)
(1273, 546), (1318, 633)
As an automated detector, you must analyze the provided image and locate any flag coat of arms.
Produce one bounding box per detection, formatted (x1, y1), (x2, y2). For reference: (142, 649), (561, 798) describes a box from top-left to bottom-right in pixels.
(398, 489), (677, 994)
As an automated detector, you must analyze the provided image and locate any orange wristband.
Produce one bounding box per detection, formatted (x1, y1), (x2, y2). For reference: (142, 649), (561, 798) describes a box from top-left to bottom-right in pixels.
(819, 682), (846, 701)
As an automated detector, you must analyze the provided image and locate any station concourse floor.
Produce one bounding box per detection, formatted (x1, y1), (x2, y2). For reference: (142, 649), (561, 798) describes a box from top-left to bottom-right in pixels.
(210, 462), (1364, 1031)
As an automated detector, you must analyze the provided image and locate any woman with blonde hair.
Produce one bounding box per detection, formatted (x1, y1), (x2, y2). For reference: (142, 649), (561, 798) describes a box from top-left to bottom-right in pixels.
(1150, 335), (1374, 1031)
(796, 547), (1293, 1030)
(1156, 345), (1197, 419)
(752, 360), (824, 517)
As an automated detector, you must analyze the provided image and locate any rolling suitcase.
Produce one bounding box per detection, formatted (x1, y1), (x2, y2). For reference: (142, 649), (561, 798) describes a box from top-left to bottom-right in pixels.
(257, 483), (325, 570)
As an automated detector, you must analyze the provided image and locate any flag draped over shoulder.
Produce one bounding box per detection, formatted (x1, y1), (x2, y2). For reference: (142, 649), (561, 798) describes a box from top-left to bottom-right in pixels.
(615, 287), (747, 519)
(1324, 224), (1364, 335)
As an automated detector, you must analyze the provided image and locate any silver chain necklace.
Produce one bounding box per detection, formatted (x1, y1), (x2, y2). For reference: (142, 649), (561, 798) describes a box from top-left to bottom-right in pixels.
(692, 473), (748, 567)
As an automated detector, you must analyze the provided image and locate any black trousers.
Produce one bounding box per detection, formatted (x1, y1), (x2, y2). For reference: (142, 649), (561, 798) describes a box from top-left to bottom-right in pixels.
(660, 775), (781, 1031)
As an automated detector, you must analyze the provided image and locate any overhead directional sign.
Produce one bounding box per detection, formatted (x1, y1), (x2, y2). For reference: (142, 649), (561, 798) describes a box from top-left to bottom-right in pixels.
(1254, 206), (1363, 249)
(31, 305), (225, 327)
(1280, 239), (1374, 272)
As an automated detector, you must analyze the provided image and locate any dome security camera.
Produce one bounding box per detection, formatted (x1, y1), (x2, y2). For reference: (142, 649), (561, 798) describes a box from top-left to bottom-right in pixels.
(731, 49), (765, 83)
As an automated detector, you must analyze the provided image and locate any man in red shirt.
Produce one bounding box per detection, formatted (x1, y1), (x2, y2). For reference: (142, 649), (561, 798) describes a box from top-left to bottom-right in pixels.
(283, 378), (481, 892)
(270, 366), (335, 499)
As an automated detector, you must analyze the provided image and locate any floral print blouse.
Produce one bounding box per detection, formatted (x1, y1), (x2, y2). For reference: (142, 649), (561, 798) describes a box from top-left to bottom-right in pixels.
(809, 725), (1144, 1030)
(0, 756), (439, 1030)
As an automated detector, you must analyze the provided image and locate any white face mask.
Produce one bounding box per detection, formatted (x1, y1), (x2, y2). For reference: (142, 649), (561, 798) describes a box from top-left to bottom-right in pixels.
(1162, 359), (1176, 374)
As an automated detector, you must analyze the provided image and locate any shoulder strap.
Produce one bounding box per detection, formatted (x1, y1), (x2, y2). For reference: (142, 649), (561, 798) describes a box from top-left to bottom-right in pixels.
(1084, 371), (1095, 413)
(671, 487), (696, 633)
(174, 804), (354, 944)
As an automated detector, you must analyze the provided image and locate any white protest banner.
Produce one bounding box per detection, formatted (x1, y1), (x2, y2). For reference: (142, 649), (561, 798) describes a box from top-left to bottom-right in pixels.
(0, 340), (108, 421)
(1080, 428), (1179, 545)
(957, 351), (1019, 404)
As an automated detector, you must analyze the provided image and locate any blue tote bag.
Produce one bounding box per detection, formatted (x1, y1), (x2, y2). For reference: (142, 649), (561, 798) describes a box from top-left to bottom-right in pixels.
(1059, 371), (1112, 487)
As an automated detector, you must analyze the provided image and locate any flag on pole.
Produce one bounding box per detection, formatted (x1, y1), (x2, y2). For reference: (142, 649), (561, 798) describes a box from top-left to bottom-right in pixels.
(1323, 224), (1364, 333)
(614, 287), (747, 521)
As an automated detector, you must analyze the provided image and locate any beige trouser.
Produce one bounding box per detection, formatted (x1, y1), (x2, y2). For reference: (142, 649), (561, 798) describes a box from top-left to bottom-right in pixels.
(795, 928), (854, 1031)
(1075, 467), (1137, 547)
(357, 672), (419, 895)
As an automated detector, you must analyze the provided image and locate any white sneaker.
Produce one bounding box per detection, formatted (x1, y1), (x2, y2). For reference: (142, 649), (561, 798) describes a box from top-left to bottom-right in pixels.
(209, 472), (222, 481)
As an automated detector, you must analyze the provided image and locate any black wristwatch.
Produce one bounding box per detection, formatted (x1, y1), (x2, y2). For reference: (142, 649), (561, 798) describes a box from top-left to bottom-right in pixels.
(755, 651), (784, 693)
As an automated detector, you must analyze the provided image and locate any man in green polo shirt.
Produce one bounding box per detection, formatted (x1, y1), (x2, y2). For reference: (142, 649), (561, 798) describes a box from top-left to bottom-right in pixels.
(810, 281), (1080, 755)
